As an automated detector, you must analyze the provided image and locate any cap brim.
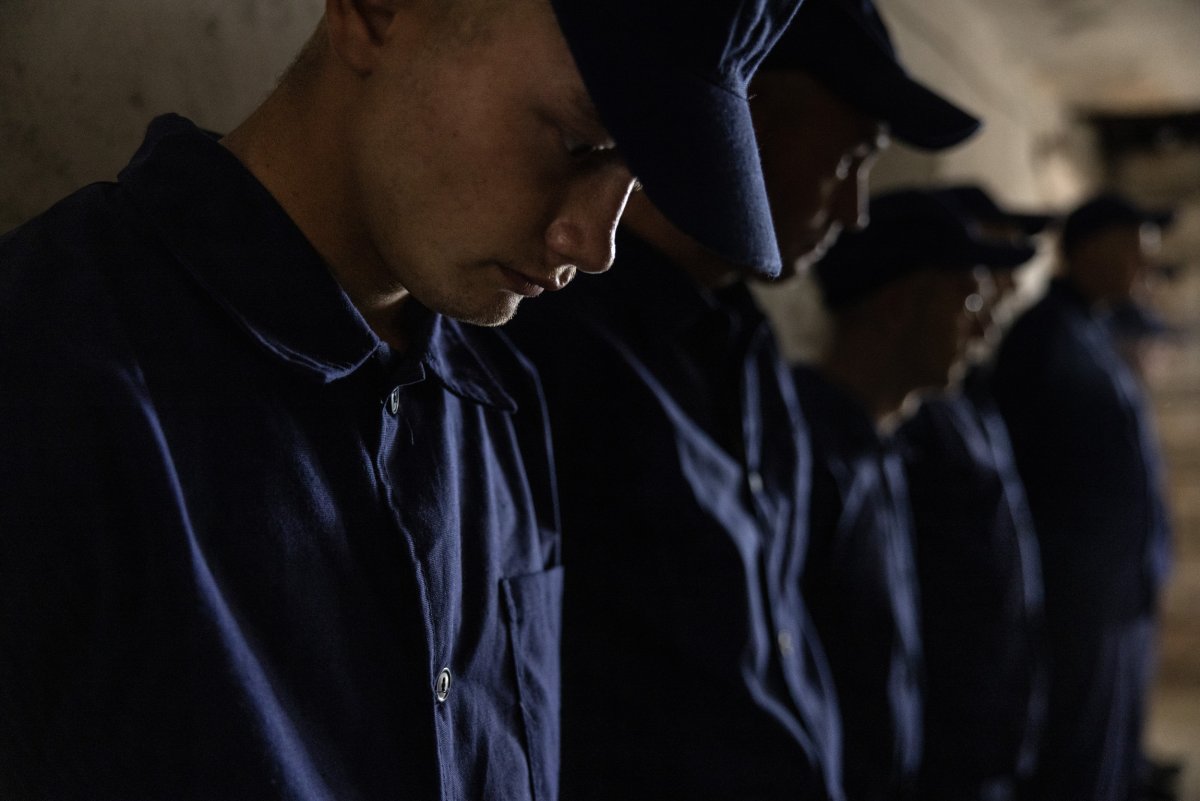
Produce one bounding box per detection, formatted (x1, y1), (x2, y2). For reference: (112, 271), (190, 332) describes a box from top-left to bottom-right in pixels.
(962, 238), (1037, 269)
(551, 11), (782, 277)
(1148, 210), (1176, 230)
(854, 66), (982, 150)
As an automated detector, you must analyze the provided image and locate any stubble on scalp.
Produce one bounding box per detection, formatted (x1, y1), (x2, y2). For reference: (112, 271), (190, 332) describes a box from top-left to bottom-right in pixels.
(280, 17), (329, 88)
(281, 0), (525, 85)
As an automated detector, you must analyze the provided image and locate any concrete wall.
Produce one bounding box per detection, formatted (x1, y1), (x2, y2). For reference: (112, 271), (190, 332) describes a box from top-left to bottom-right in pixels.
(0, 0), (323, 231)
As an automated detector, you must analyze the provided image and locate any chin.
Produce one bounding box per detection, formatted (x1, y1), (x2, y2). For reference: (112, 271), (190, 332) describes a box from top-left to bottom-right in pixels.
(422, 291), (521, 328)
(461, 297), (523, 328)
(790, 245), (828, 276)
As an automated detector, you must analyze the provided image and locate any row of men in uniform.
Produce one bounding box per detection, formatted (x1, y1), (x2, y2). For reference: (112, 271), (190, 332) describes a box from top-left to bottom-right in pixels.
(779, 185), (1180, 801)
(503, 3), (1181, 799)
(0, 0), (1179, 797)
(507, 0), (1184, 794)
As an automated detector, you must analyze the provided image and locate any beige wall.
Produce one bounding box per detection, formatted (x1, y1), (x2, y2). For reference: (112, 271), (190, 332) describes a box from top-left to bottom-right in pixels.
(0, 0), (323, 231)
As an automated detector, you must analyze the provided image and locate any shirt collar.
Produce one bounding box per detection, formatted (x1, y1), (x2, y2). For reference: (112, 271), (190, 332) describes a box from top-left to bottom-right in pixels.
(794, 363), (887, 455)
(1048, 277), (1096, 315)
(403, 304), (517, 411)
(118, 115), (514, 410)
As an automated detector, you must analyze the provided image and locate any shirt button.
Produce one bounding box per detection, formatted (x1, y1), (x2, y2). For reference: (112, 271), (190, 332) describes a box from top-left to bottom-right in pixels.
(435, 667), (452, 702)
(777, 630), (794, 656)
(386, 386), (401, 415)
(747, 471), (764, 494)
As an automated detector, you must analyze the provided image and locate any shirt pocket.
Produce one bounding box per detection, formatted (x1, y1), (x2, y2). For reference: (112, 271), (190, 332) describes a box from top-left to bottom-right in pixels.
(501, 565), (564, 801)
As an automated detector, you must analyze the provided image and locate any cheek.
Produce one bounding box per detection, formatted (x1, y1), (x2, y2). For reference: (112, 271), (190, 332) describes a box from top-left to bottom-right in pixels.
(762, 145), (832, 224)
(445, 120), (563, 251)
(770, 180), (834, 246)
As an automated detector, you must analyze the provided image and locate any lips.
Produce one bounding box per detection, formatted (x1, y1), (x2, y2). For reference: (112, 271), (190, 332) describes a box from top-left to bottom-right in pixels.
(498, 264), (573, 296)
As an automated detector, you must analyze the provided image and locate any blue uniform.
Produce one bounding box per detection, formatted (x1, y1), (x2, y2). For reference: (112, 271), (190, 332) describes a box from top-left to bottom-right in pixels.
(507, 232), (842, 801)
(0, 115), (563, 801)
(897, 367), (1046, 801)
(792, 365), (923, 801)
(993, 279), (1171, 801)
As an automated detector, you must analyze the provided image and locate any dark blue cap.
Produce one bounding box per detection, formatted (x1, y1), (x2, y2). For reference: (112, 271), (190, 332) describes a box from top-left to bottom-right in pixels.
(1061, 192), (1175, 256)
(762, 0), (980, 150)
(815, 188), (1036, 309)
(549, 0), (802, 277)
(933, 185), (1055, 235)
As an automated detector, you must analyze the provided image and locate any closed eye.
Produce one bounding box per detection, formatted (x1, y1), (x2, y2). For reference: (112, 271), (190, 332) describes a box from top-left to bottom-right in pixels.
(562, 131), (616, 159)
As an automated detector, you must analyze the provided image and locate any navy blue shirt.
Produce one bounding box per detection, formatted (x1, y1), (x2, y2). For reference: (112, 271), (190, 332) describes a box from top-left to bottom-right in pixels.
(897, 366), (1046, 801)
(793, 365), (923, 801)
(507, 232), (843, 801)
(0, 115), (563, 801)
(993, 279), (1171, 801)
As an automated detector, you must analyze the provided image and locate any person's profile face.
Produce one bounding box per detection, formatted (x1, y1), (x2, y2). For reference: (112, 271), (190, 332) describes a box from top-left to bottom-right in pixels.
(901, 267), (981, 391)
(1074, 223), (1156, 303)
(345, 0), (636, 326)
(963, 265), (998, 343)
(751, 71), (888, 279)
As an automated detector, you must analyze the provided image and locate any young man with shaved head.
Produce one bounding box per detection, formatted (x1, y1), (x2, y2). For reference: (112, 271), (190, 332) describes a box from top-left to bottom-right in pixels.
(0, 0), (801, 797)
(508, 0), (978, 797)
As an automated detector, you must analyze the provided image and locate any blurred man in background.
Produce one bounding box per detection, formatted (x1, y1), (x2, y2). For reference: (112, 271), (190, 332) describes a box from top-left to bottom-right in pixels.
(507, 0), (978, 798)
(897, 184), (1052, 801)
(0, 0), (802, 796)
(796, 189), (1034, 801)
(994, 193), (1176, 801)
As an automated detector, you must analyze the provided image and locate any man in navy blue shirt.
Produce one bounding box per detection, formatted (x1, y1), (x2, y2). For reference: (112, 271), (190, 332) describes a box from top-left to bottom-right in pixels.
(0, 0), (802, 797)
(797, 190), (1034, 801)
(993, 193), (1175, 801)
(507, 2), (979, 798)
(896, 185), (1051, 801)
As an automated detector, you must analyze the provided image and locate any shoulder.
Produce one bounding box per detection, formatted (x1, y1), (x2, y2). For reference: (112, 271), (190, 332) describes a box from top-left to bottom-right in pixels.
(996, 292), (1103, 393)
(1, 183), (151, 400)
(1, 182), (128, 304)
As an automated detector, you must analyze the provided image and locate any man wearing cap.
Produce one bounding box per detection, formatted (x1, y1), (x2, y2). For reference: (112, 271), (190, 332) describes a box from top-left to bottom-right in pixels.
(796, 189), (1034, 801)
(895, 185), (1050, 801)
(0, 0), (802, 797)
(507, 1), (977, 797)
(993, 192), (1176, 801)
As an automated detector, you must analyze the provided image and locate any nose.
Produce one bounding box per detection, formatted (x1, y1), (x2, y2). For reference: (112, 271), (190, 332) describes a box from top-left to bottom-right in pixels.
(849, 166), (872, 232)
(545, 166), (637, 274)
(829, 165), (870, 234)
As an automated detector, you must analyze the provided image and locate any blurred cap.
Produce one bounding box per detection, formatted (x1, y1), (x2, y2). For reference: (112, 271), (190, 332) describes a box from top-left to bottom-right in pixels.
(761, 0), (981, 150)
(549, 0), (801, 277)
(815, 188), (1036, 309)
(933, 184), (1055, 235)
(1061, 193), (1175, 255)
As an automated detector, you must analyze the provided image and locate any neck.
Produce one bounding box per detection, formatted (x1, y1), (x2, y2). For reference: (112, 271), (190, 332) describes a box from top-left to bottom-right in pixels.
(220, 69), (411, 351)
(819, 322), (912, 428)
(1061, 265), (1125, 312)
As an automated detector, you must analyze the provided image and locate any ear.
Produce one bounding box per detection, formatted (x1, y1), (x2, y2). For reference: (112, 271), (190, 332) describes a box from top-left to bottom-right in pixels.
(325, 0), (401, 75)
